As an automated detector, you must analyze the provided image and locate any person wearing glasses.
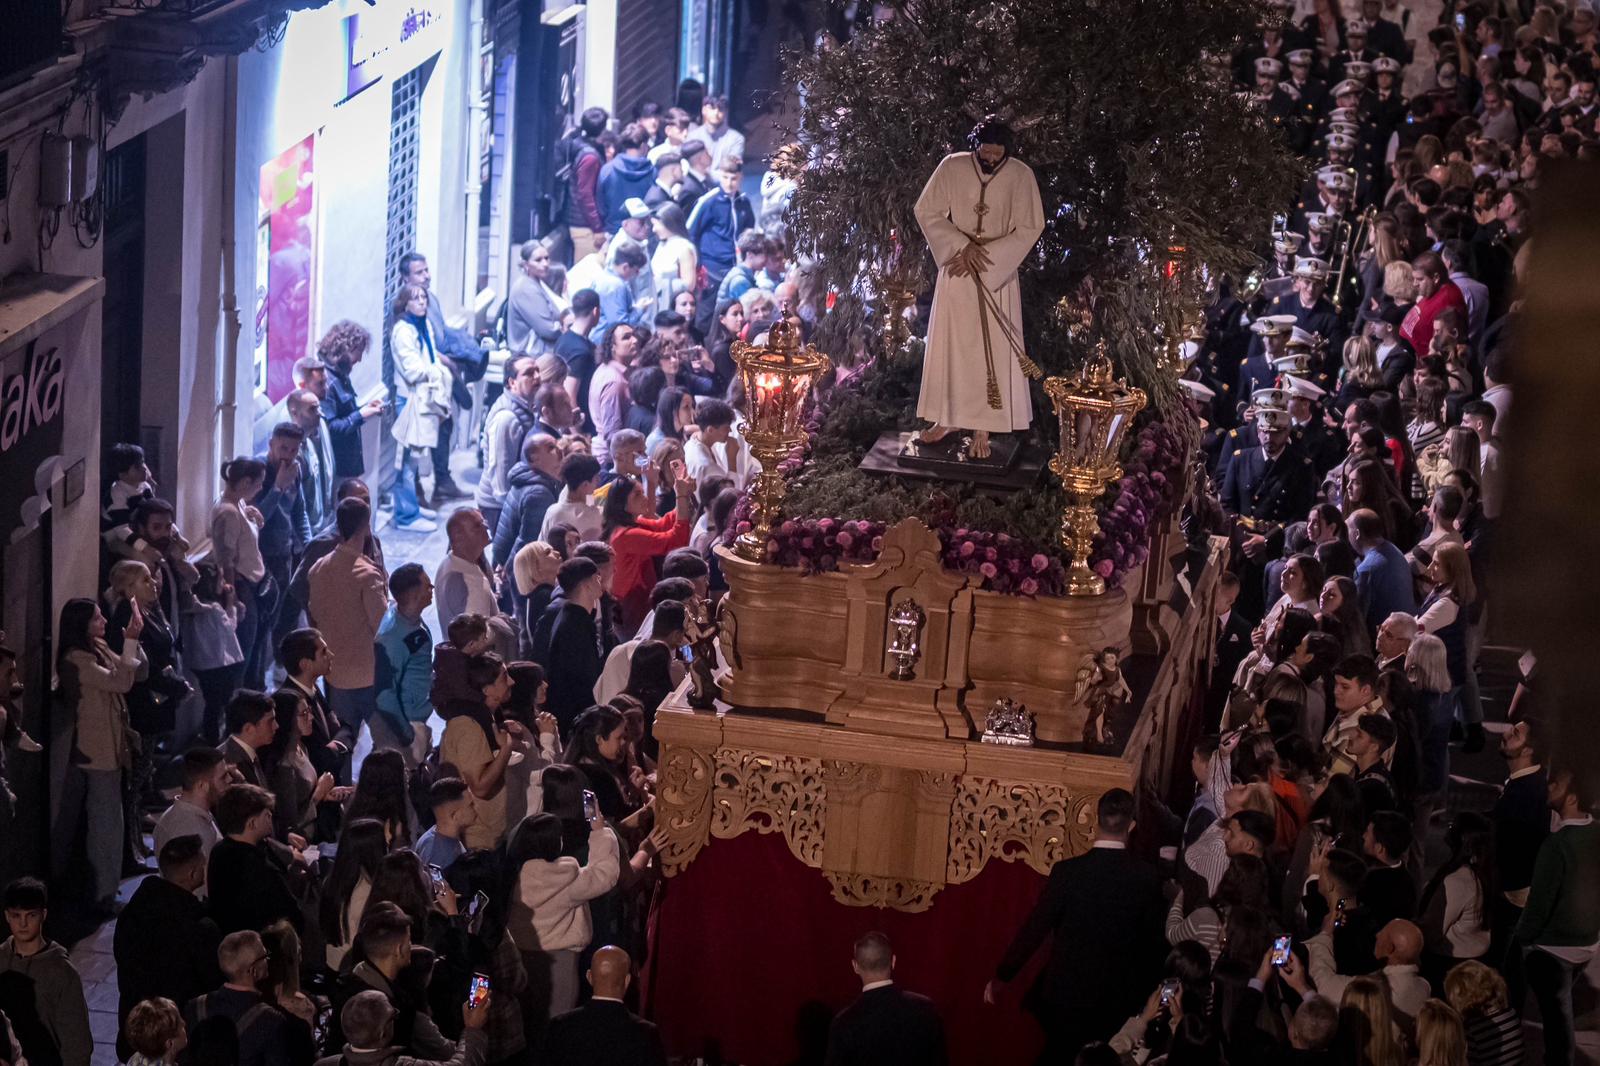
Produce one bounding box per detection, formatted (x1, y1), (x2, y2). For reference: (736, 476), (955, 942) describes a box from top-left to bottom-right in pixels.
(183, 930), (311, 1066)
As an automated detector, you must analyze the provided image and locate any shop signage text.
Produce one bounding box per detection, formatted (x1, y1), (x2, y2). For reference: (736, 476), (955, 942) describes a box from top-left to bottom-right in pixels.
(0, 340), (64, 455)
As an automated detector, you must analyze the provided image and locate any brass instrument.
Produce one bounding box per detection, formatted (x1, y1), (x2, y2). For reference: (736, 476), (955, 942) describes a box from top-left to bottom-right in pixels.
(1241, 212), (1291, 302)
(1239, 268), (1265, 302)
(1331, 206), (1377, 313)
(1329, 214), (1355, 312)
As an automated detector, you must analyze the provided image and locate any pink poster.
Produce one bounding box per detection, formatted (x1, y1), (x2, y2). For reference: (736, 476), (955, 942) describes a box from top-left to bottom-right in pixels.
(258, 134), (316, 403)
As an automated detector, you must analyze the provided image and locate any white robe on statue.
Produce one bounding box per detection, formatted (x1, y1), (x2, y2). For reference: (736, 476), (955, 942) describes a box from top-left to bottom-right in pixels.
(914, 151), (1044, 434)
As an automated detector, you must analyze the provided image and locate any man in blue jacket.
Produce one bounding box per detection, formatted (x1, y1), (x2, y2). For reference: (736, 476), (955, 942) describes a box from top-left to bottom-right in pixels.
(599, 123), (657, 233)
(686, 155), (755, 335)
(1349, 508), (1416, 632)
(374, 563), (434, 764)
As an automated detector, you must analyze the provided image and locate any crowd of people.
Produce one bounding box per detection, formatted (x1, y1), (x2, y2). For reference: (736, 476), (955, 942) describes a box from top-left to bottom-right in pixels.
(1027, 0), (1599, 1063)
(0, 65), (850, 1066)
(0, 1), (1596, 1066)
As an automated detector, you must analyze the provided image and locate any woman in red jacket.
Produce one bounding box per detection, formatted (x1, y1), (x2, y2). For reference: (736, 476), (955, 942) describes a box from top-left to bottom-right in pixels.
(602, 466), (695, 629)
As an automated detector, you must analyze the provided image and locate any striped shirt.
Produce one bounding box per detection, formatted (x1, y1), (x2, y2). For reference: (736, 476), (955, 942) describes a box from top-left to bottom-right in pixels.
(1464, 1007), (1522, 1066)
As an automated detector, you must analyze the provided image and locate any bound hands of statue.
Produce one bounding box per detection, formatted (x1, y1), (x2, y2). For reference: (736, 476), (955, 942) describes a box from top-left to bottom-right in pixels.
(946, 241), (992, 279)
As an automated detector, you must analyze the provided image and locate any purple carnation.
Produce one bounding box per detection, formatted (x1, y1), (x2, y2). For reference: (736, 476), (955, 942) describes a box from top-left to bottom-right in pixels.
(979, 561), (998, 579)
(1031, 553), (1049, 572)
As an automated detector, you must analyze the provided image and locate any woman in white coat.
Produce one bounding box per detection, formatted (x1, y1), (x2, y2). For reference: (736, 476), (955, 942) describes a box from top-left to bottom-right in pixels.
(389, 283), (453, 531)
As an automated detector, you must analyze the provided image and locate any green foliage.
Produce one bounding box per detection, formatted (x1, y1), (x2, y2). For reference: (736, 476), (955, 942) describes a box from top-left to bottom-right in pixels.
(785, 0), (1303, 411)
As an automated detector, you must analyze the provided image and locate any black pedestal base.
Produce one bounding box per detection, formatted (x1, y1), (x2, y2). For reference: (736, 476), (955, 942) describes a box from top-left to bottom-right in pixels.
(858, 431), (1046, 492)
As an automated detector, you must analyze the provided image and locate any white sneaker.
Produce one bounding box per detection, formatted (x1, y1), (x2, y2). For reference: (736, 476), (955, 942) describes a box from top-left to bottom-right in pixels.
(395, 516), (438, 532)
(418, 506), (439, 520)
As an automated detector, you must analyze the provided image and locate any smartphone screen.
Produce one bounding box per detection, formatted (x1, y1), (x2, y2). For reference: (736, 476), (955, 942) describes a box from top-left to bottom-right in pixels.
(428, 864), (445, 892)
(1454, 12), (1466, 30)
(1272, 935), (1292, 966)
(582, 789), (599, 822)
(468, 973), (490, 1009)
(468, 890), (490, 919)
(1159, 979), (1180, 1007)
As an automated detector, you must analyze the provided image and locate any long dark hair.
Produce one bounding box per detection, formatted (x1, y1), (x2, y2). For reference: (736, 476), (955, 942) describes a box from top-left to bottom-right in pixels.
(1268, 607), (1318, 665)
(370, 849), (433, 932)
(260, 690), (305, 775)
(56, 597), (105, 705)
(563, 705), (626, 768)
(653, 201), (689, 240)
(1307, 773), (1365, 848)
(623, 640), (675, 715)
(343, 749), (412, 846)
(57, 598), (102, 668)
(545, 522), (577, 560)
(539, 764), (590, 857)
(655, 386), (691, 441)
(1418, 811), (1496, 935)
(506, 813), (564, 869)
(319, 817), (388, 946)
(600, 475), (641, 540)
(1320, 576), (1371, 658)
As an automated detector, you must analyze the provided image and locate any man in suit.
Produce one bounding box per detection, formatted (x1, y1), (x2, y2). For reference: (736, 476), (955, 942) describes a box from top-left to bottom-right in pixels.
(1208, 573), (1253, 722)
(1223, 407), (1319, 620)
(825, 932), (946, 1066)
(221, 690), (279, 789)
(673, 139), (712, 216)
(541, 945), (665, 1066)
(286, 388), (334, 536)
(985, 788), (1166, 1063)
(1492, 717), (1549, 966)
(278, 628), (353, 838)
(1359, 0), (1411, 62)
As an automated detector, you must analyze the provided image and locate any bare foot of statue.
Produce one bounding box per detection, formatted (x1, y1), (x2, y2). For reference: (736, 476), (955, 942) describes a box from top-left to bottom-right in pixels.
(970, 430), (991, 459)
(917, 424), (956, 446)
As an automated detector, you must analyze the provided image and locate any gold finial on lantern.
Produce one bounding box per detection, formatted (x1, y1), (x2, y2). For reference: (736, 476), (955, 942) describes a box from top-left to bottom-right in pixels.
(1042, 340), (1147, 596)
(731, 304), (832, 562)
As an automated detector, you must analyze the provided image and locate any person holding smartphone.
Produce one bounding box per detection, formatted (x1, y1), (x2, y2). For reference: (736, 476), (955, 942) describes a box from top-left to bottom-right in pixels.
(599, 464), (695, 632)
(505, 808), (621, 1019)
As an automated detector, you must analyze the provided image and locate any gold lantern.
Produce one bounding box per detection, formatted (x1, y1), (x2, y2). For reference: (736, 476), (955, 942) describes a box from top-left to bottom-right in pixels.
(731, 310), (831, 562)
(1043, 341), (1148, 596)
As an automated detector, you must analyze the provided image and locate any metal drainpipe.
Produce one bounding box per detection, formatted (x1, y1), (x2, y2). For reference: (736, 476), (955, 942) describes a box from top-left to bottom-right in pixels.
(217, 53), (241, 454)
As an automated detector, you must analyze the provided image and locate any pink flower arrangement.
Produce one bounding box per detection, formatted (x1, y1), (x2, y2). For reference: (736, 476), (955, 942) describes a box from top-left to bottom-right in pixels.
(723, 416), (1188, 598)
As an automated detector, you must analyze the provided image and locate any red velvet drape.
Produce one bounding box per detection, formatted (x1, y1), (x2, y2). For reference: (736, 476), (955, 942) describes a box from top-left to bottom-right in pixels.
(643, 830), (1051, 1065)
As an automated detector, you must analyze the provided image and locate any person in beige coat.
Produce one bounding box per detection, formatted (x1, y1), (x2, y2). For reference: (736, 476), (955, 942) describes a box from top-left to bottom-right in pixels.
(54, 597), (145, 914)
(308, 498), (390, 743)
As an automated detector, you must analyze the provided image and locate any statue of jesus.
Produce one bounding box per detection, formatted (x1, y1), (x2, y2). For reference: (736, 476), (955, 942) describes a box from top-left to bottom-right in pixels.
(913, 116), (1045, 459)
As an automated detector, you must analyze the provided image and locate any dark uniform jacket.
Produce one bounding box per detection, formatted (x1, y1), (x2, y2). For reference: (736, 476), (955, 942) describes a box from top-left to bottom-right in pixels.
(1221, 443), (1319, 526)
